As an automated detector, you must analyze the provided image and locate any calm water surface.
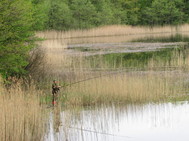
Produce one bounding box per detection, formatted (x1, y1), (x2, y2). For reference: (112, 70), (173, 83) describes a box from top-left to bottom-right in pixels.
(45, 101), (189, 141)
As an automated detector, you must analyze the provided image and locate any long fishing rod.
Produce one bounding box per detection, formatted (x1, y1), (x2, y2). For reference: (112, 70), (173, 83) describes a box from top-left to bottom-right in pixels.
(62, 68), (132, 88)
(61, 65), (180, 88)
(52, 69), (129, 105)
(59, 65), (186, 88)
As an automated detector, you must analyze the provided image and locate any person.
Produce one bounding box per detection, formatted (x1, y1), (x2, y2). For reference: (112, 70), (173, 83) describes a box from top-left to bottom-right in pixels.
(52, 80), (61, 95)
(52, 80), (61, 105)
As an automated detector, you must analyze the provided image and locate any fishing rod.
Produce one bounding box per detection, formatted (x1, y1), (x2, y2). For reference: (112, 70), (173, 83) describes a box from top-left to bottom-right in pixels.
(62, 65), (185, 88)
(60, 65), (181, 88)
(61, 68), (132, 88)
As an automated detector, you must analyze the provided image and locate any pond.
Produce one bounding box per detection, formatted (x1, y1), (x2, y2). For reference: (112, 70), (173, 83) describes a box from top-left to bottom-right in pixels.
(45, 102), (189, 141)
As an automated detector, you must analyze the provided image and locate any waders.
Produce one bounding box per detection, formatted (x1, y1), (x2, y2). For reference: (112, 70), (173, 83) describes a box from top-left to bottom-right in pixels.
(52, 80), (61, 106)
(52, 91), (59, 106)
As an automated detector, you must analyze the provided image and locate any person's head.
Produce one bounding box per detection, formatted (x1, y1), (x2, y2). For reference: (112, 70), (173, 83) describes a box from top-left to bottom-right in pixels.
(53, 80), (57, 83)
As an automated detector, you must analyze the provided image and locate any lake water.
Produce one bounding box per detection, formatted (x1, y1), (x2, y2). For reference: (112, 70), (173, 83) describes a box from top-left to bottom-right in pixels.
(45, 101), (189, 141)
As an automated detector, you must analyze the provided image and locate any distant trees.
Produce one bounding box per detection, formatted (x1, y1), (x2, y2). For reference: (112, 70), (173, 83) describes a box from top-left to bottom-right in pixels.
(95, 0), (114, 25)
(33, 0), (189, 30)
(111, 0), (139, 25)
(2, 0), (186, 32)
(47, 0), (73, 30)
(70, 0), (97, 29)
(31, 0), (49, 30)
(183, 1), (189, 22)
(140, 0), (185, 25)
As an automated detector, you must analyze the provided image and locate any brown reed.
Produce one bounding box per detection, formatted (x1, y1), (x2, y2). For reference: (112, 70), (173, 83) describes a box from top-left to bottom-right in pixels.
(36, 24), (189, 44)
(65, 70), (186, 106)
(0, 78), (47, 141)
(33, 25), (189, 106)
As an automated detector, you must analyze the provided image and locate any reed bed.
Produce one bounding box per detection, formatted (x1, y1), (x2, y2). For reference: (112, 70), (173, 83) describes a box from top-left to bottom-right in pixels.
(64, 48), (189, 106)
(33, 39), (106, 83)
(65, 71), (186, 106)
(0, 78), (47, 141)
(33, 26), (189, 106)
(36, 24), (189, 44)
(33, 39), (189, 106)
(147, 47), (189, 69)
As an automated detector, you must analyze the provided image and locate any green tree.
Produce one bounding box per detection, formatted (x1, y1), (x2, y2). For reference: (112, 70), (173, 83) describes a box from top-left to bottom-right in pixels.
(140, 0), (185, 25)
(47, 0), (73, 30)
(31, 0), (49, 30)
(181, 0), (189, 22)
(93, 0), (115, 25)
(69, 0), (97, 29)
(0, 0), (34, 78)
(29, 0), (189, 29)
(117, 0), (139, 25)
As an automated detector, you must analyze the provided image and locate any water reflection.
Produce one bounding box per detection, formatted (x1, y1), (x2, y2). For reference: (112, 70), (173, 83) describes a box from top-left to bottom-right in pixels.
(45, 102), (189, 141)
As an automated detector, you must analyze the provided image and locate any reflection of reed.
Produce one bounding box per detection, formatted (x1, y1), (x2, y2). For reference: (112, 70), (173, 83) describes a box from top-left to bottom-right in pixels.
(54, 102), (189, 141)
(53, 105), (61, 133)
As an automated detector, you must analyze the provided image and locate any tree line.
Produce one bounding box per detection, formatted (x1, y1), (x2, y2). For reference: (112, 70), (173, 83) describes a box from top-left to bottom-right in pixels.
(32, 0), (189, 30)
(1, 0), (189, 79)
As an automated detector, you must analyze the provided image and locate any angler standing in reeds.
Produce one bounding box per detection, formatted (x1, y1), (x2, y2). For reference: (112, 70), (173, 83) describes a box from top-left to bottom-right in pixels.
(52, 80), (61, 105)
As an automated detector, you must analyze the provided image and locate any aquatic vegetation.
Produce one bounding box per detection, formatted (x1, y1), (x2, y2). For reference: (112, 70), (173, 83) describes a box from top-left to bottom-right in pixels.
(65, 71), (187, 106)
(31, 32), (189, 106)
(36, 24), (189, 44)
(133, 34), (189, 43)
(0, 79), (47, 141)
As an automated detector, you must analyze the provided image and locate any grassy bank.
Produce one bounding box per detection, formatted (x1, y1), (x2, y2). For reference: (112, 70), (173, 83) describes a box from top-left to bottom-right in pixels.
(0, 78), (47, 141)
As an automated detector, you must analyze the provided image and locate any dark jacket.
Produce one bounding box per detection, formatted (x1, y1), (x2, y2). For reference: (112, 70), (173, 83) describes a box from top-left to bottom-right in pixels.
(52, 83), (60, 94)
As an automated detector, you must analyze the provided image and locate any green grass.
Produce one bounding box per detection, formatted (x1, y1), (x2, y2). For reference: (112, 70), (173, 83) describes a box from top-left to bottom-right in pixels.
(85, 47), (185, 69)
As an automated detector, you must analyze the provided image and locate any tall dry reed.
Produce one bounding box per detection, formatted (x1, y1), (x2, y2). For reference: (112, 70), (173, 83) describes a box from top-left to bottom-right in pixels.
(65, 71), (186, 106)
(33, 25), (189, 106)
(36, 24), (189, 44)
(32, 39), (189, 106)
(34, 25), (189, 81)
(0, 78), (47, 141)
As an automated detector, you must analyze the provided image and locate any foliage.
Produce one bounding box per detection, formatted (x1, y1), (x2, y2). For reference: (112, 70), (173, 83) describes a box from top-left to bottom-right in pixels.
(1, 0), (189, 79)
(0, 0), (35, 78)
(140, 0), (185, 25)
(69, 0), (97, 29)
(1, 0), (188, 32)
(30, 0), (189, 30)
(31, 0), (49, 30)
(47, 0), (73, 30)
